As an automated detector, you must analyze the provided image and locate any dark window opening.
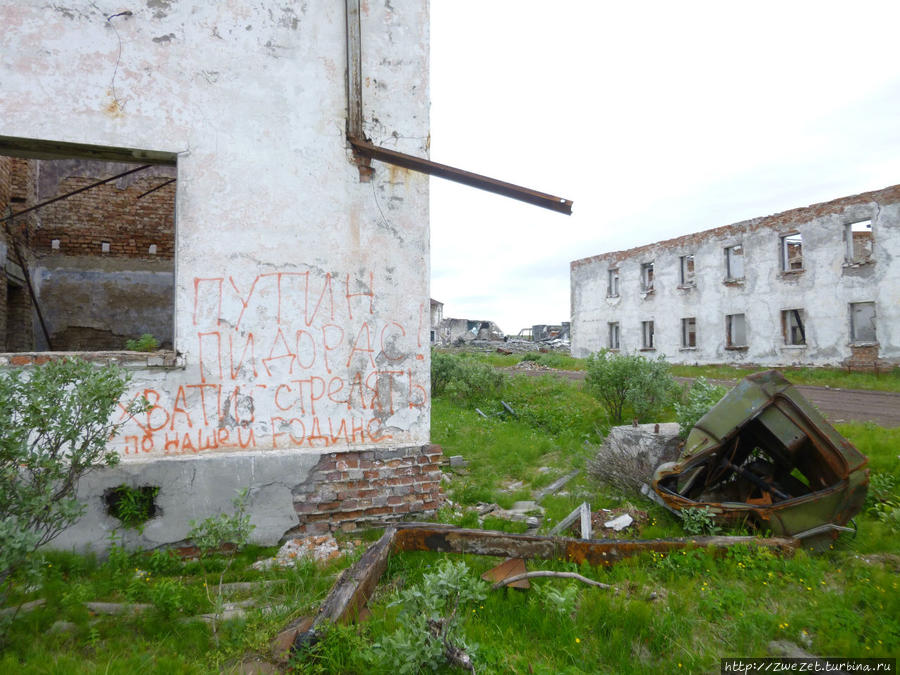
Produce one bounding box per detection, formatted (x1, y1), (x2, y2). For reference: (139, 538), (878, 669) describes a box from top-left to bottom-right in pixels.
(0, 139), (175, 353)
(682, 317), (696, 348)
(781, 309), (806, 346)
(608, 322), (620, 349)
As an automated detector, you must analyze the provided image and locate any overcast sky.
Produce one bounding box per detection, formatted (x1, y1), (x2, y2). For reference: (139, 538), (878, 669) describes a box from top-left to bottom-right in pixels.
(428, 0), (900, 336)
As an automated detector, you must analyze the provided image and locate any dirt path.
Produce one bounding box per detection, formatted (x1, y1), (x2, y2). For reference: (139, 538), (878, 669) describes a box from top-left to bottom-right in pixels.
(504, 366), (900, 428)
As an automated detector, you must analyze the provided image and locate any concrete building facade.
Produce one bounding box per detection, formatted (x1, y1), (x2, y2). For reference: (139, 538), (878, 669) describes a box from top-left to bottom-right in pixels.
(571, 185), (900, 370)
(0, 1), (437, 551)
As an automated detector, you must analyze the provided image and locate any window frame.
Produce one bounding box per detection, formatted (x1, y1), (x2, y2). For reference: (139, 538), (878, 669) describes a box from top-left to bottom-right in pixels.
(725, 313), (747, 348)
(849, 302), (877, 344)
(780, 232), (803, 273)
(641, 320), (655, 350)
(640, 262), (654, 293)
(681, 317), (697, 348)
(844, 219), (873, 265)
(724, 244), (744, 281)
(781, 309), (806, 346)
(607, 268), (619, 298)
(608, 321), (620, 350)
(679, 254), (695, 287)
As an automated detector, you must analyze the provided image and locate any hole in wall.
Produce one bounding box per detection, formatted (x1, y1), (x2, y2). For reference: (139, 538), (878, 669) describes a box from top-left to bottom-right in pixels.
(104, 484), (161, 529)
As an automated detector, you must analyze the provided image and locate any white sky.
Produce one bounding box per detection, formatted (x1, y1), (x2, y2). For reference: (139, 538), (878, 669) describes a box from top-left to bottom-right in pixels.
(429, 0), (900, 336)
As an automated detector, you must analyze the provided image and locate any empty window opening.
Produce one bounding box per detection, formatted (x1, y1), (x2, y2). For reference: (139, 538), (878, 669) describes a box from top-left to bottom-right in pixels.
(725, 245), (744, 280)
(680, 255), (695, 286)
(726, 313), (747, 348)
(608, 322), (620, 350)
(0, 141), (175, 352)
(781, 233), (803, 272)
(849, 302), (876, 343)
(641, 320), (655, 349)
(845, 220), (873, 264)
(607, 268), (619, 297)
(104, 484), (160, 529)
(640, 262), (654, 292)
(781, 309), (806, 346)
(682, 317), (697, 348)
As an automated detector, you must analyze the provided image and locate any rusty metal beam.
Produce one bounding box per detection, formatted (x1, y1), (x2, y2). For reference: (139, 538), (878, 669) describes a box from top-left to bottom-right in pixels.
(388, 523), (797, 567)
(345, 0), (364, 141)
(136, 178), (176, 200)
(349, 138), (573, 215)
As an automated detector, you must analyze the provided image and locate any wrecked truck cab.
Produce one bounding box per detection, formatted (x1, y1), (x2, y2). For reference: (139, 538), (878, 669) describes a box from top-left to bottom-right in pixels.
(652, 370), (868, 539)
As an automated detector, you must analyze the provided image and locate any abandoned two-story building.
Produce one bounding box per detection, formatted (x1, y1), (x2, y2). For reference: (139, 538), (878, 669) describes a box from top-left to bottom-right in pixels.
(571, 185), (900, 369)
(0, 1), (438, 551)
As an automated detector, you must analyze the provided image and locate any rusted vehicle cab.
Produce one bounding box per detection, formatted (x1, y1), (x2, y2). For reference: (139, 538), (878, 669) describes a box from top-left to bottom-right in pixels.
(652, 370), (868, 537)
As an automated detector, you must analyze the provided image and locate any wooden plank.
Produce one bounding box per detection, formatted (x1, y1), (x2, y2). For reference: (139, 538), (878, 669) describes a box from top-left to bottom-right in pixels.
(480, 557), (530, 589)
(549, 501), (589, 536)
(290, 527), (395, 652)
(533, 470), (579, 501)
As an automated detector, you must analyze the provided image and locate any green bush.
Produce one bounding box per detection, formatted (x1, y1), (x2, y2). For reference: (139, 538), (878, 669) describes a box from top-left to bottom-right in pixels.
(585, 350), (677, 423)
(431, 349), (505, 406)
(0, 358), (146, 605)
(674, 377), (728, 439)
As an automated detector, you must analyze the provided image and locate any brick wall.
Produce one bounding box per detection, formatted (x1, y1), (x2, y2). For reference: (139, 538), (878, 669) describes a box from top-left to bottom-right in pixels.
(33, 175), (174, 259)
(291, 444), (444, 534)
(844, 345), (882, 372)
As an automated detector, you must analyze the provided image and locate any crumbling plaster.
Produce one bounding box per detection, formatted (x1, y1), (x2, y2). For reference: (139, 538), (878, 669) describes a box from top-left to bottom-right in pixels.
(0, 1), (432, 550)
(571, 185), (900, 367)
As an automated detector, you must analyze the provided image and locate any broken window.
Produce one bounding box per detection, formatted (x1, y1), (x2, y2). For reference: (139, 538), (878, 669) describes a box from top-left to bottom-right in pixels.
(849, 302), (876, 343)
(726, 313), (747, 348)
(679, 255), (695, 286)
(724, 245), (744, 280)
(607, 268), (619, 297)
(844, 220), (873, 264)
(641, 320), (654, 349)
(781, 232), (803, 272)
(0, 140), (176, 352)
(608, 322), (620, 350)
(640, 262), (654, 292)
(781, 309), (806, 346)
(681, 317), (697, 348)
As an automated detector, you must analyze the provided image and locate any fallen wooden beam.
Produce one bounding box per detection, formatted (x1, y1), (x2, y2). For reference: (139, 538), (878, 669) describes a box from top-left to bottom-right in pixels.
(287, 527), (396, 653)
(390, 522), (797, 566)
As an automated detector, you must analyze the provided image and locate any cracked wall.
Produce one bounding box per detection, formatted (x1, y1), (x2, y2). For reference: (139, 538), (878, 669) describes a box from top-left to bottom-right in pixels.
(571, 185), (900, 369)
(0, 0), (435, 551)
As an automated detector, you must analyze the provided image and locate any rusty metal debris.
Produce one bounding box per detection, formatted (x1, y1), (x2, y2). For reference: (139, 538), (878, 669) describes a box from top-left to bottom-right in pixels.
(652, 370), (869, 539)
(279, 523), (797, 657)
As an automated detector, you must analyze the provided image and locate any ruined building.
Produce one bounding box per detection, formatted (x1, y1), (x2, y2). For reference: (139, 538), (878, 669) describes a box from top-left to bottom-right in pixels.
(0, 1), (437, 551)
(1, 157), (175, 352)
(571, 185), (900, 369)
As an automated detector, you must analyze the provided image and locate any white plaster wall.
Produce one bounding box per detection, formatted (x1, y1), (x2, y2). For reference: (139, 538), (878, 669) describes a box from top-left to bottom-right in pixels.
(572, 186), (900, 367)
(0, 1), (431, 458)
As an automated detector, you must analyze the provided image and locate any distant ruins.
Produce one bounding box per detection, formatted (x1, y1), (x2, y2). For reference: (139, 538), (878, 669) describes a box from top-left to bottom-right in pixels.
(571, 185), (900, 369)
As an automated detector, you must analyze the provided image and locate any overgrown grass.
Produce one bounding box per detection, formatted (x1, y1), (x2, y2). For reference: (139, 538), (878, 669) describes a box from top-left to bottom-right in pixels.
(437, 346), (900, 392)
(3, 365), (898, 673)
(670, 363), (900, 393)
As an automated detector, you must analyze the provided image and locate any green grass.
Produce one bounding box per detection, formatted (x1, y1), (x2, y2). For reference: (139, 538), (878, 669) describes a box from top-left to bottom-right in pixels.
(3, 371), (899, 673)
(670, 363), (900, 393)
(438, 346), (900, 392)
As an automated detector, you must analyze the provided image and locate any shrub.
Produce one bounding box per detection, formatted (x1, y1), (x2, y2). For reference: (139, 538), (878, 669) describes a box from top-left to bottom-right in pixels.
(374, 559), (487, 673)
(674, 377), (727, 439)
(681, 506), (721, 535)
(585, 350), (677, 423)
(0, 358), (146, 604)
(431, 350), (505, 406)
